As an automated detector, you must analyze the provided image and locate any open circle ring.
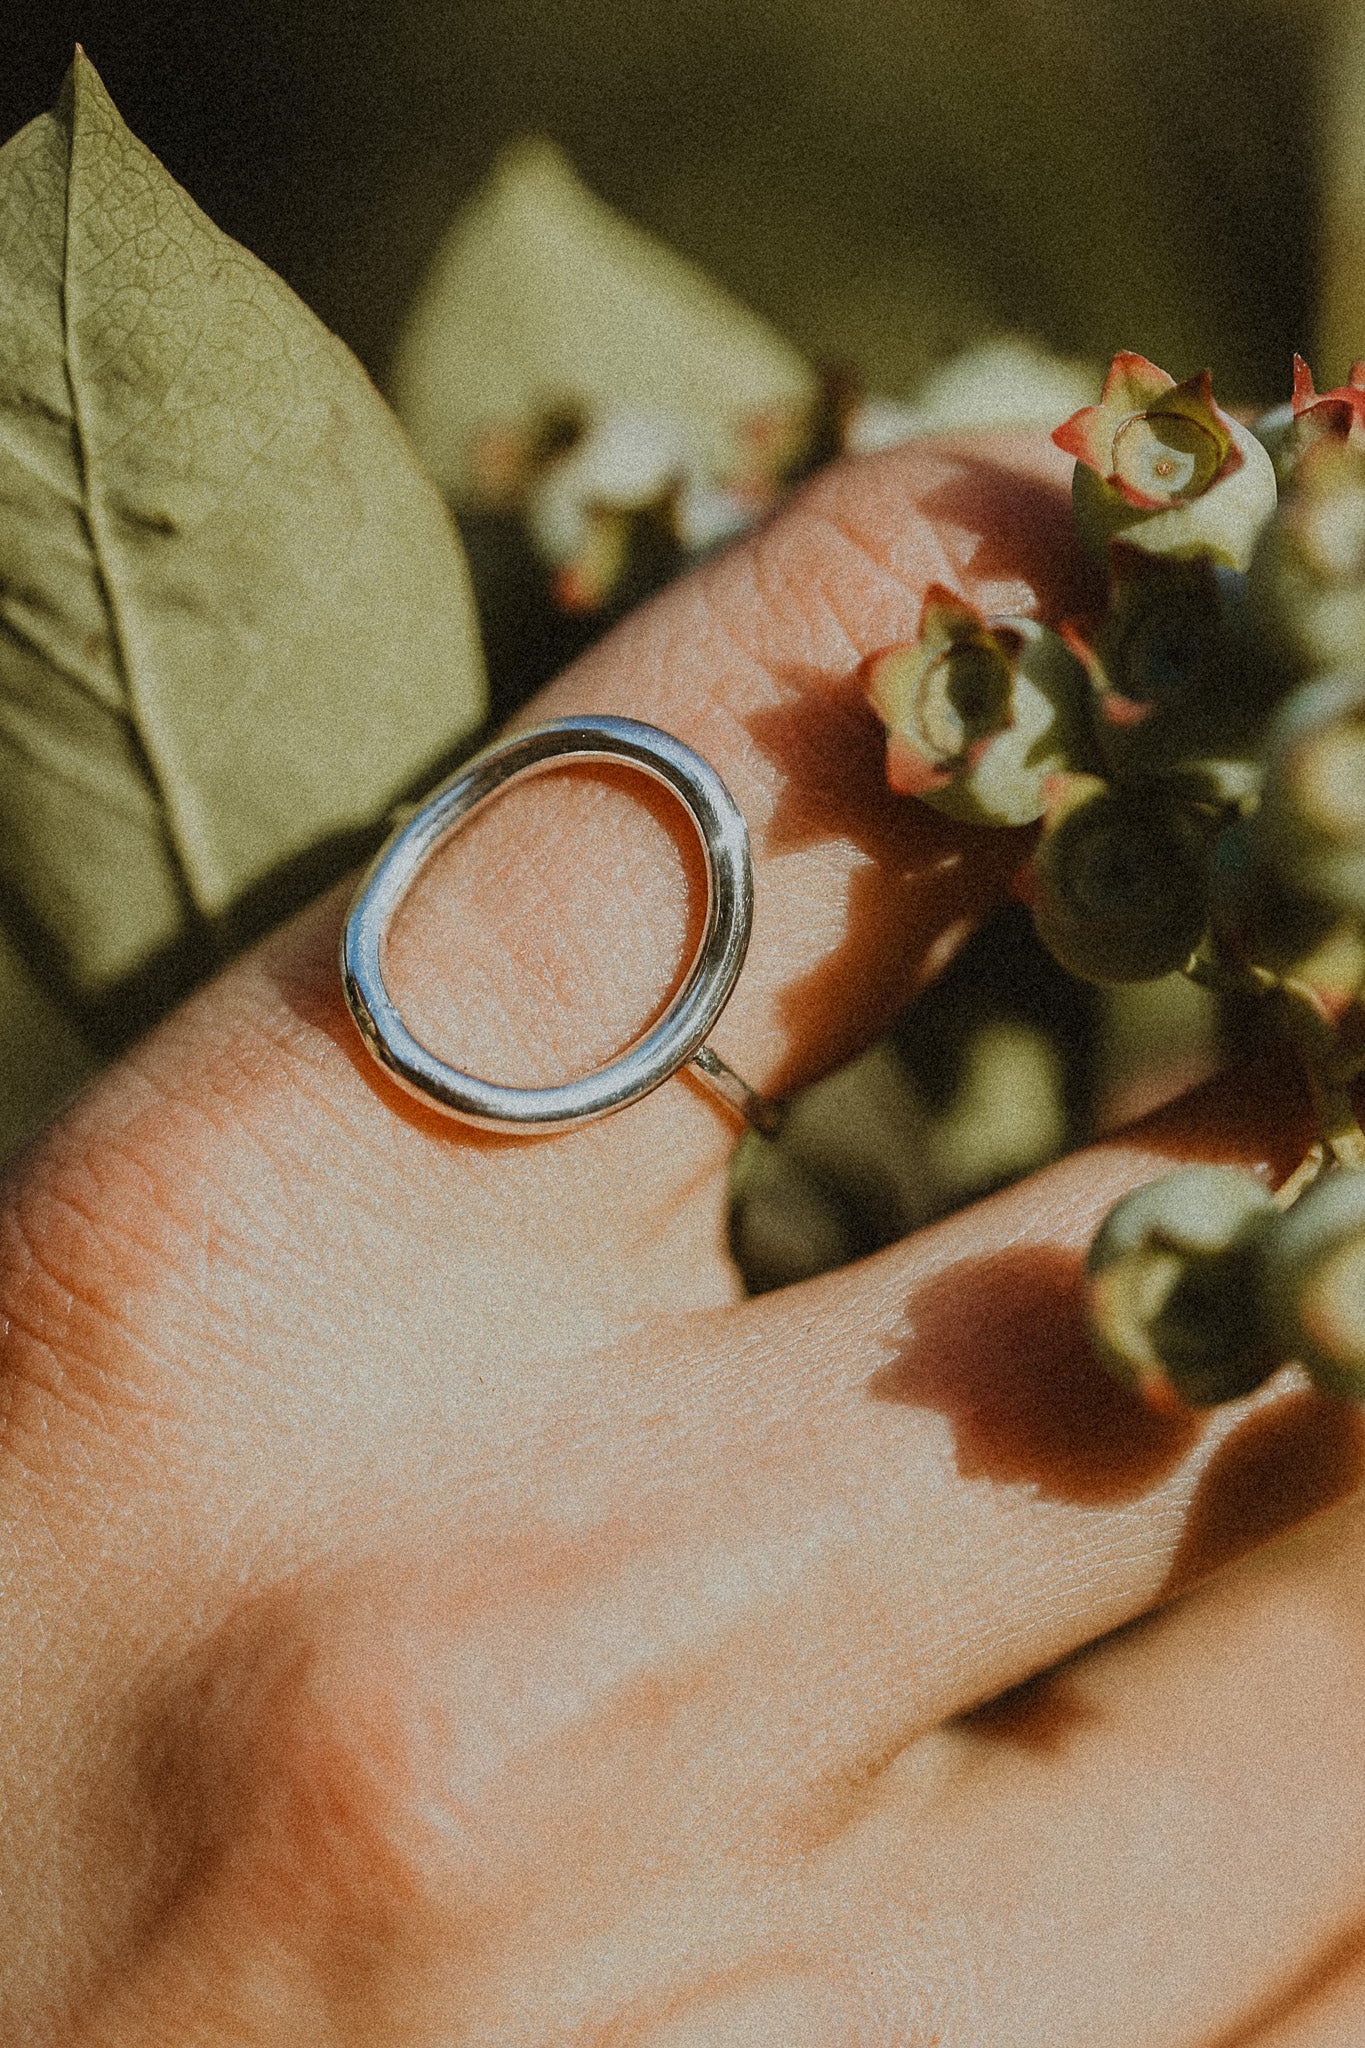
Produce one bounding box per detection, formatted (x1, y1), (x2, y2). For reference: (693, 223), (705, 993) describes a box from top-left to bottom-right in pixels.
(341, 715), (781, 1136)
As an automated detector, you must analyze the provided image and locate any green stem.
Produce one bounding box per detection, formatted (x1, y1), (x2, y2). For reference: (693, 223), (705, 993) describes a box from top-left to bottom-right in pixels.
(1277, 975), (1365, 1169)
(1181, 952), (1365, 1176)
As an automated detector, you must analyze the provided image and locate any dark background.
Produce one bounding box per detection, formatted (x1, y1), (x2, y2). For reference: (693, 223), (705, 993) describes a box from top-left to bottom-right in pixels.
(0, 0), (1323, 404)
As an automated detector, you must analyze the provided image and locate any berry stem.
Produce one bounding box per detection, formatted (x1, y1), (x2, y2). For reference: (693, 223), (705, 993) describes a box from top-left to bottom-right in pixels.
(1183, 952), (1365, 1171)
(1276, 975), (1365, 1169)
(1273, 1142), (1327, 1208)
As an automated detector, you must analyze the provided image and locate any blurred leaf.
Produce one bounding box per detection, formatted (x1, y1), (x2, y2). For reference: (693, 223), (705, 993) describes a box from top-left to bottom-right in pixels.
(1320, 0), (1365, 382)
(1095, 974), (1217, 1130)
(728, 1129), (855, 1296)
(924, 1019), (1065, 1190)
(848, 336), (1100, 452)
(0, 53), (485, 1020)
(730, 1042), (942, 1293)
(389, 135), (814, 500)
(909, 335), (1100, 435)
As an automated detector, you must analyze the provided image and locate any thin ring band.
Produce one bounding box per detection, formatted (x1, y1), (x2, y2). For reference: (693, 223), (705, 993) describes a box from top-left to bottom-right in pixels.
(342, 716), (781, 1136)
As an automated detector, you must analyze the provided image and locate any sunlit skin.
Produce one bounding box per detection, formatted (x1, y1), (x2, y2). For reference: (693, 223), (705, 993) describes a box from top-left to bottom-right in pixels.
(6, 430), (1365, 2046)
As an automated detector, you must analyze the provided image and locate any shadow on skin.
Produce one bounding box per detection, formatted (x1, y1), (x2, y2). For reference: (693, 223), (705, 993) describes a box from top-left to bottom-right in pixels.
(1204, 1908), (1365, 2047)
(1164, 1387), (1365, 1595)
(736, 451), (1097, 1087)
(278, 445), (1089, 1118)
(955, 1661), (1106, 1755)
(943, 1389), (1365, 1762)
(744, 667), (1028, 1089)
(1120, 1053), (1316, 1183)
(912, 450), (1104, 617)
(867, 1244), (1199, 1506)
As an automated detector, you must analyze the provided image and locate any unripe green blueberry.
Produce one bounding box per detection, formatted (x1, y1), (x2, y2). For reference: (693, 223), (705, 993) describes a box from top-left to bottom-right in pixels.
(1074, 549), (1277, 802)
(1264, 1168), (1365, 1396)
(1098, 552), (1232, 711)
(1268, 356), (1365, 488)
(1030, 784), (1212, 983)
(866, 594), (1091, 827)
(1071, 418), (1277, 571)
(1250, 398), (1297, 483)
(1255, 672), (1365, 917)
(1086, 1166), (1282, 1406)
(1248, 438), (1365, 675)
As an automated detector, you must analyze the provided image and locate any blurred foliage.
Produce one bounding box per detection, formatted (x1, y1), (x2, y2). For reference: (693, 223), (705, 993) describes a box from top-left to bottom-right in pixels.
(0, 930), (97, 1163)
(365, 0), (1319, 405)
(391, 136), (811, 502)
(733, 905), (1095, 1291)
(1321, 2), (1365, 380)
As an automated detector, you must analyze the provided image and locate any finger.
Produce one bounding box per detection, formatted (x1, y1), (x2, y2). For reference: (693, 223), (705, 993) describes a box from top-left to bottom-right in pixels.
(829, 1486), (1365, 2048)
(333, 1065), (1345, 1875)
(698, 1060), (1335, 1704)
(0, 432), (1086, 1496)
(360, 433), (1086, 1146)
(518, 424), (1093, 1092)
(71, 428), (1090, 1332)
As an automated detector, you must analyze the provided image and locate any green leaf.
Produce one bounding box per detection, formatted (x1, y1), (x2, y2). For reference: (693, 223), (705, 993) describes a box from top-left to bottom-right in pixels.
(389, 136), (814, 501)
(0, 52), (486, 1019)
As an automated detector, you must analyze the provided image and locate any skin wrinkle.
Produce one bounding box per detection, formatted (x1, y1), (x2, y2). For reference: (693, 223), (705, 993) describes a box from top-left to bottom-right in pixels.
(804, 507), (958, 650)
(1, 1183), (174, 1402)
(518, 469), (1033, 1095)
(809, 490), (951, 592)
(613, 1151), (737, 1293)
(4, 1115), (379, 1480)
(585, 1302), (1121, 1769)
(124, 1004), (414, 1240)
(1030, 1588), (1365, 2042)
(14, 1149), (217, 1340)
(772, 529), (874, 665)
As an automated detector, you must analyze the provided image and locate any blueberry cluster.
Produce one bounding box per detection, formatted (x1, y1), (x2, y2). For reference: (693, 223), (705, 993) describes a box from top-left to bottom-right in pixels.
(867, 350), (1365, 1406)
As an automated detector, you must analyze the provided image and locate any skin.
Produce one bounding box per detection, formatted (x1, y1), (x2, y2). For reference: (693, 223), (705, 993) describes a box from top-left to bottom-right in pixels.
(3, 429), (1364, 2046)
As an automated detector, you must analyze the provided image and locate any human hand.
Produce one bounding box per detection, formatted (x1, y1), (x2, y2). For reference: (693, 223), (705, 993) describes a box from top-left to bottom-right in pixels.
(5, 431), (1362, 2047)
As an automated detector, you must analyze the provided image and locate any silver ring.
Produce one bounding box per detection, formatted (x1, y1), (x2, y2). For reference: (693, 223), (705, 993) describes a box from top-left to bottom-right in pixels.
(341, 715), (780, 1136)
